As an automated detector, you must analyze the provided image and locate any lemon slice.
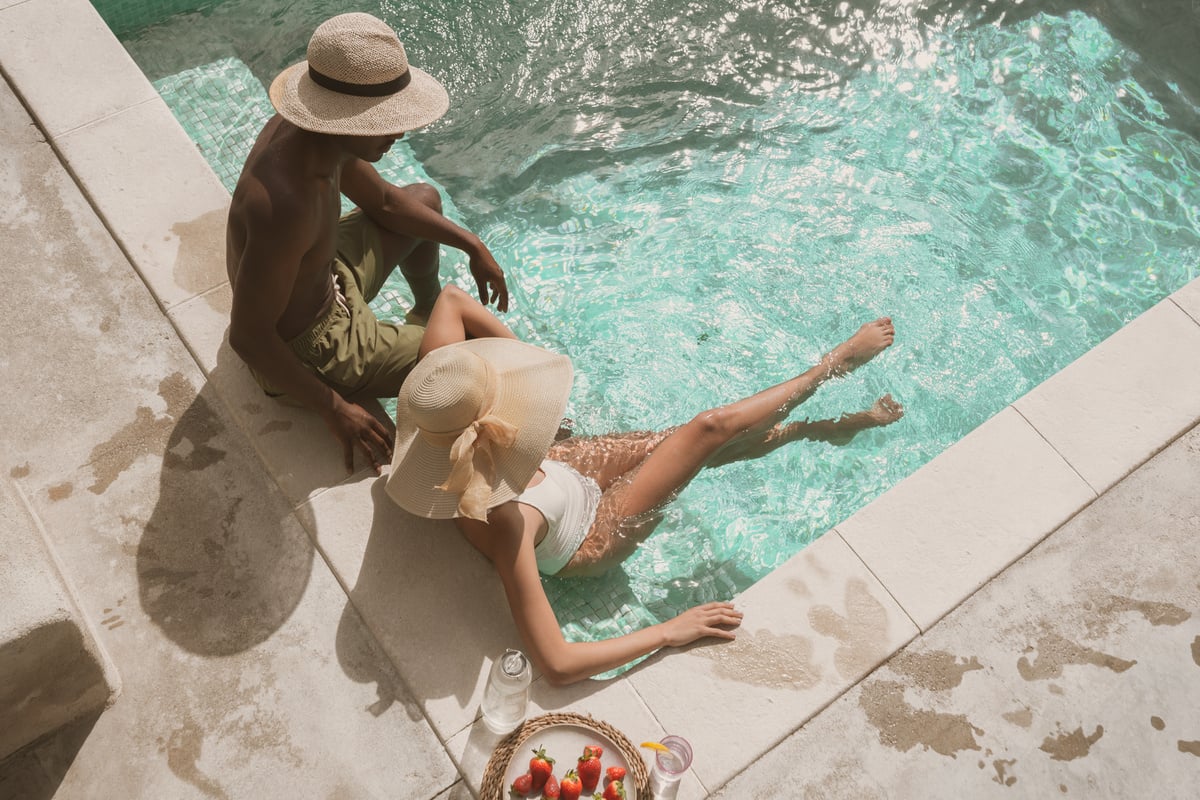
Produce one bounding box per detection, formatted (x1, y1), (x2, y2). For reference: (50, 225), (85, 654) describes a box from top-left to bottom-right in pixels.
(640, 741), (670, 753)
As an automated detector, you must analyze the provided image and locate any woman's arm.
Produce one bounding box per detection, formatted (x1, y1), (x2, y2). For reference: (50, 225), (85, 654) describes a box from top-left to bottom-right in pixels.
(457, 506), (742, 685)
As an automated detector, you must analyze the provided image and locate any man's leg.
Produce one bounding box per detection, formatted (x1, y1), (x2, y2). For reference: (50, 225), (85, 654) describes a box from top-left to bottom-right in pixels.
(377, 183), (443, 322)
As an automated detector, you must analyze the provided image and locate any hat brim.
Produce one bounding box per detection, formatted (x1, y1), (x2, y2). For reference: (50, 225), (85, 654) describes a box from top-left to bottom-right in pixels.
(385, 339), (574, 520)
(269, 60), (450, 136)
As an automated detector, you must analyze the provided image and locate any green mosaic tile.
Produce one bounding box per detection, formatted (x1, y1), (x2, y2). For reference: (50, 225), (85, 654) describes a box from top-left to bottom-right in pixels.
(152, 57), (273, 193)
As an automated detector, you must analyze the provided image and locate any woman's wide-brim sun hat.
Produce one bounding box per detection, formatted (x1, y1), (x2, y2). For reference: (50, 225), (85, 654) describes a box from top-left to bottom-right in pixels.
(386, 339), (574, 521)
(269, 12), (449, 136)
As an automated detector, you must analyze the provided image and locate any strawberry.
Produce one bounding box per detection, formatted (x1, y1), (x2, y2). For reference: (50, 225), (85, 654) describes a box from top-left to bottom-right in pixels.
(600, 779), (626, 800)
(577, 746), (602, 793)
(560, 769), (583, 800)
(604, 766), (626, 785)
(510, 772), (533, 797)
(584, 744), (604, 759)
(543, 773), (560, 799)
(529, 746), (556, 792)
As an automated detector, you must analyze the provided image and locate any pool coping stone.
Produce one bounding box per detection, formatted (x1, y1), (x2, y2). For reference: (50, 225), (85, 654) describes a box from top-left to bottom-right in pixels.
(1012, 299), (1200, 494)
(1172, 277), (1200, 324)
(0, 0), (158, 137)
(54, 96), (231, 312)
(836, 406), (1097, 632)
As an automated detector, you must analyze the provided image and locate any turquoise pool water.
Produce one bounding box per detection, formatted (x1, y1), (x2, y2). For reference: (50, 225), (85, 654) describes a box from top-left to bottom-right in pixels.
(113, 0), (1200, 662)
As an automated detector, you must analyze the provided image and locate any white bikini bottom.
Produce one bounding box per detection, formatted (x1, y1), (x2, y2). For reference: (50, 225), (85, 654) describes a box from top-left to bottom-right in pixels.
(520, 459), (601, 575)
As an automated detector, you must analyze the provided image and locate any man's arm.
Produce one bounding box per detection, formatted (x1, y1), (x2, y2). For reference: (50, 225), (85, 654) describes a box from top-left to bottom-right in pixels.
(340, 159), (509, 311)
(227, 197), (393, 473)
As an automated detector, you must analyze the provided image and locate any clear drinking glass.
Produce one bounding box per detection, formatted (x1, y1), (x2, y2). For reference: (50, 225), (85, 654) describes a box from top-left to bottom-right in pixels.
(648, 735), (693, 799)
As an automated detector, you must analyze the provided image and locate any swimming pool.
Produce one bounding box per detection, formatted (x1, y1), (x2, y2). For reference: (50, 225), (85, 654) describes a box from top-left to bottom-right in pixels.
(103, 0), (1200, 661)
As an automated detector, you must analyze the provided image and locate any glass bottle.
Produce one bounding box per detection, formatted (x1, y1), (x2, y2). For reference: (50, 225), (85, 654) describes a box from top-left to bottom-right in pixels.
(648, 735), (692, 800)
(480, 648), (531, 734)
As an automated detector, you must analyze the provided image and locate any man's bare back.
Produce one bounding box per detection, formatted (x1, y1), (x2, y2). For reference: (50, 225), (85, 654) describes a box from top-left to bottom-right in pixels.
(226, 116), (341, 341)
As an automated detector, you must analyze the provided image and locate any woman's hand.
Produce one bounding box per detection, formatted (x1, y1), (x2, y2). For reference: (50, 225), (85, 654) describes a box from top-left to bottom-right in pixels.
(661, 602), (743, 647)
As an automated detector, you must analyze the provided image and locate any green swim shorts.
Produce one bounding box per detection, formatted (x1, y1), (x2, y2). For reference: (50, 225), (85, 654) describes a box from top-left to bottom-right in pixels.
(252, 209), (424, 401)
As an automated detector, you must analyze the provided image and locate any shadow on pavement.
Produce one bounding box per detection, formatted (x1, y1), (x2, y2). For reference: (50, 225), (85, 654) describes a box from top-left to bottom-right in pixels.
(136, 379), (314, 655)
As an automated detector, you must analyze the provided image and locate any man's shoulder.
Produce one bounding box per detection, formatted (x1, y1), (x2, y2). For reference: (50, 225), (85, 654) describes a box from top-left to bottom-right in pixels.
(232, 152), (322, 233)
(236, 120), (322, 205)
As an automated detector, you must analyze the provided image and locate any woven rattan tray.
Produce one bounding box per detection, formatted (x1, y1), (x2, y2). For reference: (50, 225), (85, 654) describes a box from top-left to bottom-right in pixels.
(480, 712), (650, 799)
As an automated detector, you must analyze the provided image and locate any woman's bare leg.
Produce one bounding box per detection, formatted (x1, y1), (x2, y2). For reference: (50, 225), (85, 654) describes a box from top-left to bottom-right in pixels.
(549, 429), (675, 490)
(601, 318), (894, 516)
(558, 318), (896, 575)
(707, 394), (904, 467)
(417, 285), (517, 358)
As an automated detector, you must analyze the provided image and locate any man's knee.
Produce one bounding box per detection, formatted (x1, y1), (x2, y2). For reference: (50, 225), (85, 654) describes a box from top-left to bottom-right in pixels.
(406, 182), (443, 214)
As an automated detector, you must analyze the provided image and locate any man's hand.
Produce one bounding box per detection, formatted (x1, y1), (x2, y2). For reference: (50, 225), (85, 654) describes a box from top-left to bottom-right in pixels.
(467, 242), (509, 312)
(322, 397), (395, 474)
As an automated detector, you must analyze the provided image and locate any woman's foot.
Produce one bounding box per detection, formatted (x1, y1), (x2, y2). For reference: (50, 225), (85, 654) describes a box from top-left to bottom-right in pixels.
(825, 394), (905, 444)
(822, 318), (895, 377)
(865, 393), (904, 426)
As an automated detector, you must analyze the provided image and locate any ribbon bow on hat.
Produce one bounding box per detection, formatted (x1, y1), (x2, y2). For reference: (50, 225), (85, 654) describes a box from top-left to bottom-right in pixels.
(435, 414), (519, 521)
(386, 338), (573, 522)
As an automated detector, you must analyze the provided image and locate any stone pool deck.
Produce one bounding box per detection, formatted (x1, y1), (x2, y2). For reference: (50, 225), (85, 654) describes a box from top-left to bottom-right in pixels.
(2, 0), (1199, 797)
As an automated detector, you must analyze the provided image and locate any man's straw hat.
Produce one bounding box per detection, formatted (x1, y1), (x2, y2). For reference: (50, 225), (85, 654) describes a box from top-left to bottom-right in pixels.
(386, 339), (574, 521)
(269, 13), (449, 136)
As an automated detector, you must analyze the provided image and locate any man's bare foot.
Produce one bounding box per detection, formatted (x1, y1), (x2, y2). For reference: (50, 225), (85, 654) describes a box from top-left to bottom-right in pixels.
(822, 318), (895, 377)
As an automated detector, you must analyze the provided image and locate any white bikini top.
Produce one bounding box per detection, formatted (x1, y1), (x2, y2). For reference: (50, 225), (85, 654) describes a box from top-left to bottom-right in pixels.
(515, 460), (569, 541)
(515, 459), (602, 575)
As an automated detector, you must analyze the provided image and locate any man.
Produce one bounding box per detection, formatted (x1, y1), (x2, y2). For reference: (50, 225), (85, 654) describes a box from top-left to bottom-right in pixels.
(225, 12), (508, 474)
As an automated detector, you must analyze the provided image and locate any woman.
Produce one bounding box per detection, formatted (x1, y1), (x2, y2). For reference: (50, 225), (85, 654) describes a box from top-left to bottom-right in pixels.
(388, 298), (902, 685)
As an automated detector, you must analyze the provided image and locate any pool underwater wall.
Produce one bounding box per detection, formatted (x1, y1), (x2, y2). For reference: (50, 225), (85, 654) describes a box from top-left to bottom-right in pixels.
(92, 0), (219, 37)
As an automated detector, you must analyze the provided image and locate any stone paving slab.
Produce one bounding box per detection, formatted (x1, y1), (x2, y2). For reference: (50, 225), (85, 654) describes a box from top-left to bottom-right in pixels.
(0, 478), (115, 760)
(55, 97), (230, 312)
(626, 531), (919, 792)
(838, 407), (1096, 632)
(434, 782), (474, 800)
(0, 71), (456, 798)
(0, 0), (158, 137)
(711, 421), (1200, 799)
(300, 478), (512, 740)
